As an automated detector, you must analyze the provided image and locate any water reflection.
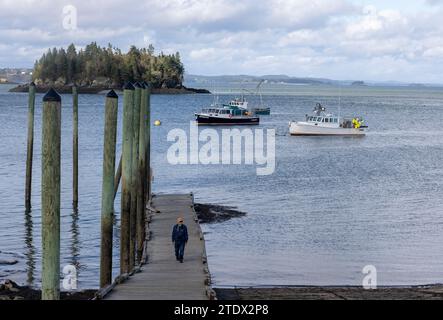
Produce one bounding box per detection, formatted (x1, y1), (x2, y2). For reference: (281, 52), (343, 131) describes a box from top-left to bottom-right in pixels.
(70, 206), (81, 272)
(24, 209), (35, 286)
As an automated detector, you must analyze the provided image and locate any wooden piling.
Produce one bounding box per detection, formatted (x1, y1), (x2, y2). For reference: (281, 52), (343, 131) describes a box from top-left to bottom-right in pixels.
(144, 82), (152, 204)
(120, 82), (134, 275)
(114, 155), (122, 200)
(73, 85), (79, 207)
(25, 82), (36, 212)
(129, 82), (142, 269)
(136, 83), (147, 262)
(100, 90), (119, 288)
(41, 88), (62, 300)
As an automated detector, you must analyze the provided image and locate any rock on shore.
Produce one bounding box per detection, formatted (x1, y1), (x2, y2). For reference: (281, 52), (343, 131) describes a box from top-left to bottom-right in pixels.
(9, 84), (210, 95)
(215, 286), (443, 300)
(194, 203), (246, 224)
(0, 280), (95, 300)
(3, 279), (443, 300)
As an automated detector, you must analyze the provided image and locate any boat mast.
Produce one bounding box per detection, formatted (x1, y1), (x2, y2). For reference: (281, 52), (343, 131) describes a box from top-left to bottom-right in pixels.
(212, 81), (217, 106)
(256, 79), (265, 107)
(338, 84), (342, 120)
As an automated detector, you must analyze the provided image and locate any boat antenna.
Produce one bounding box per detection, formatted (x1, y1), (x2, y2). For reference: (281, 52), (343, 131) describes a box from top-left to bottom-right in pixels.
(212, 81), (215, 106)
(257, 79), (264, 107)
(212, 81), (219, 106)
(338, 83), (342, 119)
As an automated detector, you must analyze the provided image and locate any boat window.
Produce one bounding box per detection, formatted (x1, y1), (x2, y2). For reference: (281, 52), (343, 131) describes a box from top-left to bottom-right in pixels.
(318, 118), (323, 122)
(325, 118), (329, 123)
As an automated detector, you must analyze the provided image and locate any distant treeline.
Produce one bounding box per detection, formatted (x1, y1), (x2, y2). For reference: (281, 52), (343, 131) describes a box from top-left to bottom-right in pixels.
(32, 42), (185, 88)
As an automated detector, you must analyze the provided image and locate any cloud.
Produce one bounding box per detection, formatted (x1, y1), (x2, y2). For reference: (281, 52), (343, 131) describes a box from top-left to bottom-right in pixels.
(1, 0), (443, 82)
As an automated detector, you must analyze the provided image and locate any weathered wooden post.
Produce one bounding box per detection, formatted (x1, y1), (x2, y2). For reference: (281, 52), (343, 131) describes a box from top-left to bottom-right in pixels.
(136, 83), (147, 262)
(100, 90), (119, 288)
(129, 82), (142, 269)
(25, 82), (36, 212)
(114, 155), (122, 200)
(41, 88), (62, 300)
(145, 82), (152, 204)
(120, 82), (134, 274)
(73, 85), (79, 208)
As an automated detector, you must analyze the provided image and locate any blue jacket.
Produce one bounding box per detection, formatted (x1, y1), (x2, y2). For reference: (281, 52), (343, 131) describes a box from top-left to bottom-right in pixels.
(172, 224), (188, 242)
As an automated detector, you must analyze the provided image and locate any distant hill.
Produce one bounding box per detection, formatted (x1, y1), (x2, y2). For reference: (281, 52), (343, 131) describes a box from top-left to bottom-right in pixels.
(184, 74), (327, 85)
(351, 81), (366, 86)
(185, 74), (443, 88)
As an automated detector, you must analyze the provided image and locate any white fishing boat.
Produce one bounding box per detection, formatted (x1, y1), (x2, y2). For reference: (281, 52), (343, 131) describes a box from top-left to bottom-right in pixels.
(289, 103), (366, 136)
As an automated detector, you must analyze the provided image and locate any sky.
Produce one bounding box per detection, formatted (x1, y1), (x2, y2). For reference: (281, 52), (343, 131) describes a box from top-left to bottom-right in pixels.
(1, 0), (443, 83)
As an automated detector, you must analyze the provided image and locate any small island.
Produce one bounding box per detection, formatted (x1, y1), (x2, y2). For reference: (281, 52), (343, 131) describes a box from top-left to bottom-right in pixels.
(351, 81), (367, 86)
(9, 42), (209, 94)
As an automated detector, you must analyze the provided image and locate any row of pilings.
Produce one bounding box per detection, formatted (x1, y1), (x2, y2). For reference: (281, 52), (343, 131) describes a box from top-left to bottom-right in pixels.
(24, 82), (151, 299)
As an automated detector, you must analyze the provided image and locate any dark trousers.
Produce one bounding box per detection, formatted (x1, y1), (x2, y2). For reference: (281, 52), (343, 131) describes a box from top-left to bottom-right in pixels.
(174, 240), (186, 260)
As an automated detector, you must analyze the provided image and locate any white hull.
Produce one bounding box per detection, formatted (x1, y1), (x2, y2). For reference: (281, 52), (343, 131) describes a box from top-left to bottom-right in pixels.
(289, 122), (365, 136)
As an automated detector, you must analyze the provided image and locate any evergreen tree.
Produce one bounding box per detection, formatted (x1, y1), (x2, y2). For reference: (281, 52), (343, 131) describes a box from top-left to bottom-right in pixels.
(32, 42), (185, 88)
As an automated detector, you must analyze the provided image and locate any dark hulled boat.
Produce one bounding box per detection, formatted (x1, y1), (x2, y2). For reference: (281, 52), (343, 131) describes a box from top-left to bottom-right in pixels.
(195, 105), (259, 125)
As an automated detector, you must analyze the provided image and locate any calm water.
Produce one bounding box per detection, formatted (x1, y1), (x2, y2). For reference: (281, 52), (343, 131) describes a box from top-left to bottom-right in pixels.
(1, 83), (443, 289)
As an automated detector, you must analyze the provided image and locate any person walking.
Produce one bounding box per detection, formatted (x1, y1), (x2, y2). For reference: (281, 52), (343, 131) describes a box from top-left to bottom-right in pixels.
(172, 217), (188, 263)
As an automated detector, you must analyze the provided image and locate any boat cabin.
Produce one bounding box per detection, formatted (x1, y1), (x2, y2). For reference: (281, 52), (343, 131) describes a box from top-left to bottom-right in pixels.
(306, 116), (339, 124)
(228, 98), (248, 109)
(201, 106), (250, 117)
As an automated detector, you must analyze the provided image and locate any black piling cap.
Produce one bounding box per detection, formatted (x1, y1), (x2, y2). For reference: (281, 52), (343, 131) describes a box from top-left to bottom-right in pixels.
(107, 89), (118, 99)
(124, 82), (135, 90)
(134, 82), (143, 89)
(43, 88), (61, 102)
(29, 82), (36, 87)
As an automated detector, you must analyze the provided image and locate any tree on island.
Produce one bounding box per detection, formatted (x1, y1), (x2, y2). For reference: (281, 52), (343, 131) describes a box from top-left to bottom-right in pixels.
(32, 42), (185, 89)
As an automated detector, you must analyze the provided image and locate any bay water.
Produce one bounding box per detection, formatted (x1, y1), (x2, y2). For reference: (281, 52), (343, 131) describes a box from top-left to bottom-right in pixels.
(1, 83), (443, 288)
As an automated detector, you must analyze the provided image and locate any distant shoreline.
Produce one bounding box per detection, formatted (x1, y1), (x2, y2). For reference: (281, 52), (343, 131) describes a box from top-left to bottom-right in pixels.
(8, 83), (211, 95)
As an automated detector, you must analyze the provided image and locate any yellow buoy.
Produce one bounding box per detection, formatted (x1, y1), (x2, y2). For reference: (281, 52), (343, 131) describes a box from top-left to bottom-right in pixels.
(154, 120), (161, 126)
